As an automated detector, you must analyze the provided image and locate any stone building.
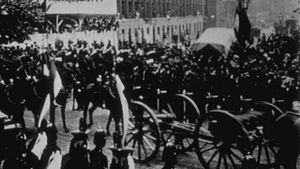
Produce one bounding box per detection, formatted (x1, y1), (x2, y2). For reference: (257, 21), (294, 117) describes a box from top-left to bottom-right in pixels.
(117, 0), (206, 19)
(248, 0), (298, 27)
(206, 0), (236, 28)
(116, 0), (207, 44)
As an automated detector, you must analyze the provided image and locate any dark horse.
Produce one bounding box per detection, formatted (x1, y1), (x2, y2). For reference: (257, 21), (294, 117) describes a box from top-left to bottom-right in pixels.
(81, 75), (121, 135)
(74, 49), (123, 135)
(0, 58), (69, 132)
(29, 58), (70, 132)
(0, 63), (37, 129)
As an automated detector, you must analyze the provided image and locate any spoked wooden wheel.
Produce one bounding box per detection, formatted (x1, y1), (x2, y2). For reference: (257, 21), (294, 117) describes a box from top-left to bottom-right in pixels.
(161, 126), (195, 153)
(251, 139), (279, 168)
(125, 100), (161, 162)
(198, 140), (245, 169)
(246, 101), (283, 168)
(162, 94), (200, 153)
(195, 110), (250, 169)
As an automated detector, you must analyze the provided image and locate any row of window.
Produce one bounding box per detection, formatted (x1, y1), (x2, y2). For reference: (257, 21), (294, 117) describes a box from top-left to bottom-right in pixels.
(120, 21), (202, 41)
(118, 0), (205, 19)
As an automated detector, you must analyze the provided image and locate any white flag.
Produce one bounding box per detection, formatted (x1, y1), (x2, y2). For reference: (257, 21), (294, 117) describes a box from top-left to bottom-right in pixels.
(46, 150), (62, 169)
(43, 64), (50, 77)
(49, 59), (63, 98)
(38, 60), (63, 126)
(115, 75), (129, 147)
(53, 71), (62, 97)
(38, 94), (50, 127)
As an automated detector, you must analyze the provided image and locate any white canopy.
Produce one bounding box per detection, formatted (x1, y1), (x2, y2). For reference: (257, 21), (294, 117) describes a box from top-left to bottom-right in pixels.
(191, 27), (236, 55)
(46, 0), (117, 16)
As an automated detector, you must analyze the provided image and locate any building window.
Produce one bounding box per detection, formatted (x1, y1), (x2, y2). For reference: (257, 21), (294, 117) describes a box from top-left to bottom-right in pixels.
(147, 27), (150, 34)
(156, 2), (160, 17)
(146, 1), (150, 18)
(153, 27), (156, 42)
(167, 26), (169, 34)
(158, 27), (160, 34)
(129, 1), (132, 18)
(180, 25), (182, 33)
(122, 29), (125, 34)
(199, 23), (202, 32)
(152, 2), (155, 17)
(128, 28), (132, 42)
(121, 1), (126, 18)
(135, 28), (138, 37)
(162, 2), (165, 16)
(166, 2), (169, 11)
(135, 1), (139, 12)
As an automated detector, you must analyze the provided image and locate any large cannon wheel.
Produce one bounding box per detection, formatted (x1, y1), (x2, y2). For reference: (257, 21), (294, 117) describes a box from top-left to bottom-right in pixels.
(274, 111), (300, 169)
(161, 94), (200, 153)
(124, 100), (161, 162)
(194, 110), (250, 169)
(244, 101), (284, 168)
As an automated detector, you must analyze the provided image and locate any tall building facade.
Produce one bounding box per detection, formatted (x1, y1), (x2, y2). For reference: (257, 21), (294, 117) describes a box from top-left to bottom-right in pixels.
(206, 0), (236, 28)
(117, 0), (206, 19)
(248, 0), (298, 27)
(117, 0), (207, 44)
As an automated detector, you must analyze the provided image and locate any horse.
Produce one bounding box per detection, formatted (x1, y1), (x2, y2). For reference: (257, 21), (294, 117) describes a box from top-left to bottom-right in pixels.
(0, 56), (70, 132)
(71, 49), (123, 135)
(80, 74), (121, 135)
(0, 66), (30, 129)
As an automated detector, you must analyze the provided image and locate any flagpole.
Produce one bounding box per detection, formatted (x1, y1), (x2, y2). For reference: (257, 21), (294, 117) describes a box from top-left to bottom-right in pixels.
(43, 0), (56, 125)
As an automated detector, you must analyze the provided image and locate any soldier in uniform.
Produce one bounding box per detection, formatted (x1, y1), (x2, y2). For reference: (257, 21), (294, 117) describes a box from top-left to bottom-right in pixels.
(90, 127), (108, 169)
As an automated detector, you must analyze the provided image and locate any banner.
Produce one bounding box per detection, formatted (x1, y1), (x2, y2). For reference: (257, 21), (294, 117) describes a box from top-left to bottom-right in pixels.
(115, 75), (129, 147)
(38, 59), (63, 127)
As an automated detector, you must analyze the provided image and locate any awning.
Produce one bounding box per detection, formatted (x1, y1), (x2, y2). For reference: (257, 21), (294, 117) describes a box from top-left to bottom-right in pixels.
(191, 27), (236, 55)
(46, 0), (117, 16)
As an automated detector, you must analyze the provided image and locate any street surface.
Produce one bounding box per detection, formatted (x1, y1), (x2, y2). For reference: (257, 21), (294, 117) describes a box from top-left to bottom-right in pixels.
(24, 99), (202, 169)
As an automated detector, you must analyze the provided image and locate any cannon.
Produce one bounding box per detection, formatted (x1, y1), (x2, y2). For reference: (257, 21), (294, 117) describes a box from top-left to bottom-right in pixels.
(274, 111), (300, 169)
(194, 101), (284, 169)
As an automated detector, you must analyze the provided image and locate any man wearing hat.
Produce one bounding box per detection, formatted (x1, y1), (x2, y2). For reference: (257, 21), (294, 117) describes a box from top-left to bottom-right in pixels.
(90, 127), (108, 169)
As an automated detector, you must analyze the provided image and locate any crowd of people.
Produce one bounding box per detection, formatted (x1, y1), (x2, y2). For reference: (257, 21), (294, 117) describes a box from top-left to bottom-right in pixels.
(0, 0), (41, 44)
(0, 25), (299, 168)
(0, 115), (110, 169)
(0, 28), (299, 114)
(81, 17), (119, 32)
(58, 17), (119, 33)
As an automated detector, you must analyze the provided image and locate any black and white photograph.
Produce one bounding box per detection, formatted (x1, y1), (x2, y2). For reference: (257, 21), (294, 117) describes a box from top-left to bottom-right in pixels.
(0, 0), (299, 168)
